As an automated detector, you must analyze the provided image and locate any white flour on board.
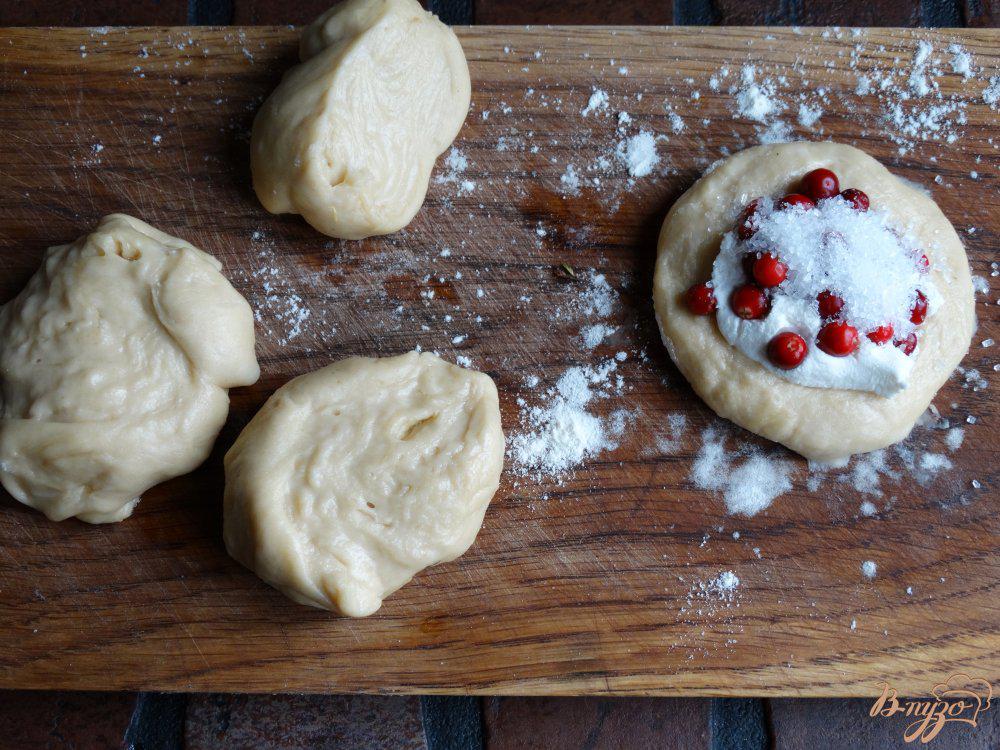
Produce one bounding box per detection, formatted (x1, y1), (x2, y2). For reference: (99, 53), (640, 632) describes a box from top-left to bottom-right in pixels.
(689, 407), (976, 516)
(691, 428), (794, 516)
(510, 357), (630, 481)
(434, 147), (475, 195)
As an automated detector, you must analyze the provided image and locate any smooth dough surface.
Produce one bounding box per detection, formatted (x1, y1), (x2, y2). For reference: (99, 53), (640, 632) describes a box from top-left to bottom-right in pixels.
(653, 142), (974, 463)
(250, 0), (471, 239)
(0, 214), (260, 523)
(223, 351), (504, 617)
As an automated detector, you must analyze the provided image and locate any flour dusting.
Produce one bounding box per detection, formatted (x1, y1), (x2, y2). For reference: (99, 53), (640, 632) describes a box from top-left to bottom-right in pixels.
(691, 429), (793, 516)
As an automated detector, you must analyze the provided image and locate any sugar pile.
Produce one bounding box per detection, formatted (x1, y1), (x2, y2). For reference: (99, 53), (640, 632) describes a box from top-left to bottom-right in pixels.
(741, 196), (929, 337)
(861, 560), (878, 579)
(581, 88), (609, 117)
(691, 428), (793, 516)
(510, 357), (629, 480)
(735, 65), (782, 123)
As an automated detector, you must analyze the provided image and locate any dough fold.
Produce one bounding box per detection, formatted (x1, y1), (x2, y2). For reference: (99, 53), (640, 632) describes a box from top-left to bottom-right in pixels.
(224, 351), (504, 617)
(251, 0), (471, 239)
(0, 214), (260, 522)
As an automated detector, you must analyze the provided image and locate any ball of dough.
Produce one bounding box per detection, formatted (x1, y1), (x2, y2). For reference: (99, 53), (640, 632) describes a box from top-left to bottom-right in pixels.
(250, 0), (471, 240)
(223, 352), (504, 617)
(653, 142), (974, 463)
(0, 214), (260, 523)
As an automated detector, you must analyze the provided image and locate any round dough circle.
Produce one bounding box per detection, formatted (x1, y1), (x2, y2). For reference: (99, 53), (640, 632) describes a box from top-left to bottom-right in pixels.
(653, 142), (974, 463)
(250, 0), (471, 240)
(0, 214), (260, 523)
(223, 351), (504, 617)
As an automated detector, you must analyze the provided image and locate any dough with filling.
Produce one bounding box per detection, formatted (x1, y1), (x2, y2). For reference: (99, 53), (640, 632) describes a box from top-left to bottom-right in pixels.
(0, 214), (259, 523)
(653, 142), (974, 463)
(251, 0), (471, 239)
(224, 351), (504, 616)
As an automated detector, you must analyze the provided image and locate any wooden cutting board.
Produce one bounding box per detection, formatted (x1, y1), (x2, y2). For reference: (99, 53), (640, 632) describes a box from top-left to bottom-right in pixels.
(0, 26), (997, 697)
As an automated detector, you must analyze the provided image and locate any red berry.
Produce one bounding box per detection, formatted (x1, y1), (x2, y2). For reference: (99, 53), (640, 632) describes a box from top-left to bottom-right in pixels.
(895, 332), (918, 356)
(916, 253), (930, 273)
(867, 325), (894, 345)
(752, 253), (787, 287)
(910, 290), (928, 325)
(778, 193), (816, 211)
(817, 290), (845, 319)
(840, 188), (870, 211)
(801, 168), (840, 202)
(737, 198), (765, 240)
(741, 252), (759, 278)
(684, 282), (717, 315)
(730, 284), (769, 320)
(817, 321), (859, 356)
(767, 331), (808, 369)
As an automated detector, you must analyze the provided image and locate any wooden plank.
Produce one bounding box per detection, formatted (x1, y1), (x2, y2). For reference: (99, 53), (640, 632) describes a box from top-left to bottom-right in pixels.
(0, 26), (997, 696)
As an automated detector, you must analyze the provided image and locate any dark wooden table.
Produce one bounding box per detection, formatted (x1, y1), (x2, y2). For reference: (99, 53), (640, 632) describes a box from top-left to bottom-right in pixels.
(1, 1), (997, 749)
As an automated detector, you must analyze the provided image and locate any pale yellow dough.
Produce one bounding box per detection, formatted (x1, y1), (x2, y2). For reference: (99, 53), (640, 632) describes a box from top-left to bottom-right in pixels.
(223, 352), (504, 617)
(250, 0), (471, 239)
(653, 142), (974, 463)
(0, 215), (260, 523)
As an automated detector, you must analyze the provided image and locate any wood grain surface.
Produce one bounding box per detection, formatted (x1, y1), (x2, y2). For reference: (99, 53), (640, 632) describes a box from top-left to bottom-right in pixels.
(0, 26), (997, 696)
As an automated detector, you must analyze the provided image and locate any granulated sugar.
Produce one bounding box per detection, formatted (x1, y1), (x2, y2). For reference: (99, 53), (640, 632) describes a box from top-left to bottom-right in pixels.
(861, 560), (878, 579)
(691, 428), (793, 516)
(985, 77), (1000, 108)
(948, 43), (974, 79)
(581, 87), (609, 116)
(680, 570), (742, 616)
(734, 65), (782, 122)
(559, 163), (581, 195)
(742, 196), (929, 337)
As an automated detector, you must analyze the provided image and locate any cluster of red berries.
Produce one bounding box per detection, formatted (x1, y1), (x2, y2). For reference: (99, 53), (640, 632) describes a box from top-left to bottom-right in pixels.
(683, 168), (930, 371)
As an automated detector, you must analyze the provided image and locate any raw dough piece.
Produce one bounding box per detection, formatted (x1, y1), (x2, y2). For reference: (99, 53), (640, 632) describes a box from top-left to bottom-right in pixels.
(250, 0), (471, 239)
(0, 214), (260, 523)
(223, 352), (504, 617)
(653, 142), (974, 463)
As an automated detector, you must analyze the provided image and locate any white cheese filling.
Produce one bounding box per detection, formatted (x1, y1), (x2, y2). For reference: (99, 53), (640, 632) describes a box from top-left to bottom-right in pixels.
(711, 196), (940, 397)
